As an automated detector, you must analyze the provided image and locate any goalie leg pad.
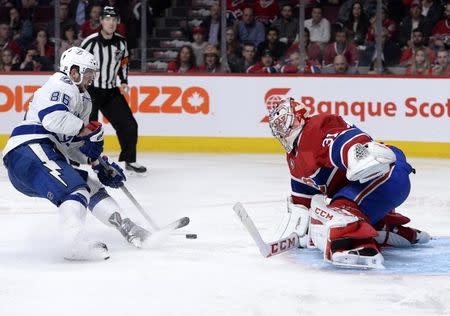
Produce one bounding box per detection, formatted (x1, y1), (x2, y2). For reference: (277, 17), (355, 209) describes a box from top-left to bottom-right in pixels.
(310, 195), (383, 268)
(375, 211), (431, 247)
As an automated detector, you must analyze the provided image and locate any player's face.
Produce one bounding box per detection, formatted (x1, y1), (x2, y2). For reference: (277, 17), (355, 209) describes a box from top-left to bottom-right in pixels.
(75, 68), (96, 91)
(101, 16), (118, 35)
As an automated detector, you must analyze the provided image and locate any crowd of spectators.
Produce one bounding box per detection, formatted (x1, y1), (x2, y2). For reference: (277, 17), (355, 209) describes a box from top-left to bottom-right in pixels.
(0, 0), (169, 72)
(0, 0), (449, 75)
(167, 0), (450, 75)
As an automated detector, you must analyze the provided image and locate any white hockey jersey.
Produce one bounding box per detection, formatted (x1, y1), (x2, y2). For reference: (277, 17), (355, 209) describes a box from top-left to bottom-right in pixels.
(2, 72), (92, 164)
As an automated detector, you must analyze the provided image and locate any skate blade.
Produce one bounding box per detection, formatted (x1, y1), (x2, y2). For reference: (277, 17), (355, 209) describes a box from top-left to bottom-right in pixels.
(124, 169), (148, 177)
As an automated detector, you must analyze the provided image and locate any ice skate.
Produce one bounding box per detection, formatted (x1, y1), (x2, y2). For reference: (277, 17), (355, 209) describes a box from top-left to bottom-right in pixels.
(109, 212), (150, 248)
(125, 162), (147, 174)
(375, 212), (431, 247)
(64, 240), (109, 261)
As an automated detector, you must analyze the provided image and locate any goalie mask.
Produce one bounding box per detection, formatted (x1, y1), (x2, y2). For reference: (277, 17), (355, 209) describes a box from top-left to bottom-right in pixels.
(268, 97), (310, 153)
(60, 47), (98, 85)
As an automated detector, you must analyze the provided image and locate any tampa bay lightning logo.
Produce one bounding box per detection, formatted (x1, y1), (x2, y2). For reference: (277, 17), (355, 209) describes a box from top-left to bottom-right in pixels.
(60, 75), (73, 85)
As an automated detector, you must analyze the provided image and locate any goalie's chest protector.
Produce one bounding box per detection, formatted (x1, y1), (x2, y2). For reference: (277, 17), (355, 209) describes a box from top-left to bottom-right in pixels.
(286, 115), (349, 197)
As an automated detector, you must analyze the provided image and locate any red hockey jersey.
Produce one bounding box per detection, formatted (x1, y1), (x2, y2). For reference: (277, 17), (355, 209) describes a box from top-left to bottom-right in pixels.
(287, 114), (372, 208)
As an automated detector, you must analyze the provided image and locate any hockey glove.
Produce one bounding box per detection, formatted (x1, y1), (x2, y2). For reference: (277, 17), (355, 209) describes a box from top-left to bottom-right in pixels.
(76, 121), (104, 160)
(92, 156), (126, 188)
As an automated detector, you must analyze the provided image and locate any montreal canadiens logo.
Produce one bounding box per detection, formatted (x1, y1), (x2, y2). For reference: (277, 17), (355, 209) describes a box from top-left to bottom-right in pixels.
(261, 88), (290, 122)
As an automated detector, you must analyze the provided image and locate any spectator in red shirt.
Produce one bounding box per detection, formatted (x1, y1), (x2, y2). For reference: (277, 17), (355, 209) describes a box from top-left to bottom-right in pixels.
(366, 8), (397, 43)
(406, 47), (432, 74)
(198, 44), (221, 73)
(280, 51), (321, 74)
(247, 48), (279, 73)
(323, 27), (359, 66)
(287, 28), (322, 64)
(253, 0), (279, 26)
(400, 28), (436, 66)
(227, 0), (247, 21)
(34, 29), (54, 62)
(80, 4), (102, 39)
(0, 21), (20, 57)
(431, 3), (450, 48)
(167, 45), (199, 73)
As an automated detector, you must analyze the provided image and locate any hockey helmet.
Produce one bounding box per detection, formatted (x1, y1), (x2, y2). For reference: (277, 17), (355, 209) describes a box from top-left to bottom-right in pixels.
(268, 97), (310, 152)
(59, 47), (98, 84)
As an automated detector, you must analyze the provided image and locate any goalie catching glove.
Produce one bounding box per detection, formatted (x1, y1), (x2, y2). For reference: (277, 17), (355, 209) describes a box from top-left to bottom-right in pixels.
(92, 156), (126, 188)
(346, 142), (396, 183)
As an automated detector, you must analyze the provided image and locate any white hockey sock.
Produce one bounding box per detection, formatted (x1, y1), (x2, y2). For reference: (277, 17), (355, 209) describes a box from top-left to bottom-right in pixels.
(88, 188), (121, 227)
(59, 190), (109, 261)
(59, 199), (87, 246)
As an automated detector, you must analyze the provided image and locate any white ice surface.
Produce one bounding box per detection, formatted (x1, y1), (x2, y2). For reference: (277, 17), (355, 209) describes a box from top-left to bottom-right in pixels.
(0, 154), (449, 316)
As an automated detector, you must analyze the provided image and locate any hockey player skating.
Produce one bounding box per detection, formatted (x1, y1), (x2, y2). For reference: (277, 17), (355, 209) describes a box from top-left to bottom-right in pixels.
(267, 97), (430, 268)
(2, 47), (150, 261)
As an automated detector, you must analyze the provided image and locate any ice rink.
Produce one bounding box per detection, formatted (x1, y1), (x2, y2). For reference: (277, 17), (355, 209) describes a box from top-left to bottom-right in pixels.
(1, 153), (449, 316)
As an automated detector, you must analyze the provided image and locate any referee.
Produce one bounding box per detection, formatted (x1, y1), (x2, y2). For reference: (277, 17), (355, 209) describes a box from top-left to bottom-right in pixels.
(81, 6), (146, 173)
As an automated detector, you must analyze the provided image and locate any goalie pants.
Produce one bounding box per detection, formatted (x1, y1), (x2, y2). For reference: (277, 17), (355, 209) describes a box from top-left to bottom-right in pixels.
(88, 86), (138, 163)
(333, 146), (414, 225)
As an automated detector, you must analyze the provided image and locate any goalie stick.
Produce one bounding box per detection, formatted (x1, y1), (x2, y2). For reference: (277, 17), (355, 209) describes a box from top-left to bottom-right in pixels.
(233, 202), (300, 258)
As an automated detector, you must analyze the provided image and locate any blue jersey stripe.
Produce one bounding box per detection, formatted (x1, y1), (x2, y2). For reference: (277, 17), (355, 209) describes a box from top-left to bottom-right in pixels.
(38, 103), (69, 121)
(11, 124), (49, 137)
(330, 128), (369, 168)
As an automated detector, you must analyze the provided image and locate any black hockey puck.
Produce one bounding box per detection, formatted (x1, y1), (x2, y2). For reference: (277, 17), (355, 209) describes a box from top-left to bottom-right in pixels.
(186, 234), (197, 239)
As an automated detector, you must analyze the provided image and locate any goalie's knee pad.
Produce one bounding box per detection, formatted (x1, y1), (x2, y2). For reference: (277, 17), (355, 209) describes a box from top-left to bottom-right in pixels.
(309, 195), (382, 267)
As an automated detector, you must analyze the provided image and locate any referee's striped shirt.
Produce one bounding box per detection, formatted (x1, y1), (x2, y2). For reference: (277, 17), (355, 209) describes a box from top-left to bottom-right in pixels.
(81, 32), (129, 89)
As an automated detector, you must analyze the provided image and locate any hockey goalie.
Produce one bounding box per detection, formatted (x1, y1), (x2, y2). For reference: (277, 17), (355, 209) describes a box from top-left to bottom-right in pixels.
(268, 97), (430, 268)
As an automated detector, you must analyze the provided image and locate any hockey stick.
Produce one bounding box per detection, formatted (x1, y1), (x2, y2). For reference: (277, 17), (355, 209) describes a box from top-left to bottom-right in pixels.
(233, 202), (300, 258)
(98, 158), (189, 233)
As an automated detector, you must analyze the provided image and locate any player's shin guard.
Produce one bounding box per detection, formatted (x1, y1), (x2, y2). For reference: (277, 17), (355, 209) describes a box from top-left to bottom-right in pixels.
(59, 189), (109, 261)
(309, 194), (383, 268)
(88, 188), (149, 248)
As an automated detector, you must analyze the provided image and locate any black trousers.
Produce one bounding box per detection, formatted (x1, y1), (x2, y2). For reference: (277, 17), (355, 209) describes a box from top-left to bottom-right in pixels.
(88, 86), (138, 163)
